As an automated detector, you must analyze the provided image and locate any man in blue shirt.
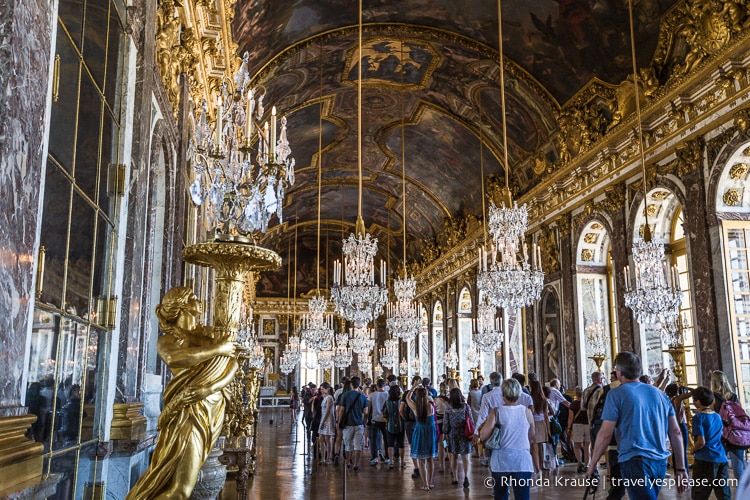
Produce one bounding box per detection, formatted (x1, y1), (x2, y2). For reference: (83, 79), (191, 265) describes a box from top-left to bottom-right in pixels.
(586, 352), (688, 499)
(337, 376), (369, 472)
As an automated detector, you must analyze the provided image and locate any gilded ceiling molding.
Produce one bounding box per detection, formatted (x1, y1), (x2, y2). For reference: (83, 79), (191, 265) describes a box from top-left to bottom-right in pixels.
(155, 0), (240, 119)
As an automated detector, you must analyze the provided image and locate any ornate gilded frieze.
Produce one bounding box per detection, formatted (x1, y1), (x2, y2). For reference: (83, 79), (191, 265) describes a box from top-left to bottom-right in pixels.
(155, 0), (239, 118)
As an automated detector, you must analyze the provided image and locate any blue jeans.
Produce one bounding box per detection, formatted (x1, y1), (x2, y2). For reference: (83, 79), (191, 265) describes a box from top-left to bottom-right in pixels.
(619, 457), (667, 500)
(369, 421), (387, 459)
(492, 471), (532, 500)
(728, 447), (745, 480)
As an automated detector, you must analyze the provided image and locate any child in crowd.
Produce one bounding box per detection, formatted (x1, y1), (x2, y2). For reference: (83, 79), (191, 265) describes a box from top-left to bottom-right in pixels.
(691, 386), (731, 500)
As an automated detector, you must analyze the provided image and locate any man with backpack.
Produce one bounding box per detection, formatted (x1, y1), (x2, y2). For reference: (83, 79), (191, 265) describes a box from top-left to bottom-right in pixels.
(336, 376), (369, 472)
(587, 352), (688, 499)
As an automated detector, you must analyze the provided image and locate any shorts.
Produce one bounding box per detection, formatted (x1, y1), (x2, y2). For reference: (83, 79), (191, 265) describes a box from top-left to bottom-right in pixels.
(572, 424), (590, 443)
(342, 425), (365, 452)
(386, 430), (405, 449)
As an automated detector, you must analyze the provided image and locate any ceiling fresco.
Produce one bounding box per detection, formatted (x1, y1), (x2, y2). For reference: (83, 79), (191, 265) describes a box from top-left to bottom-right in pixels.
(230, 0), (679, 297)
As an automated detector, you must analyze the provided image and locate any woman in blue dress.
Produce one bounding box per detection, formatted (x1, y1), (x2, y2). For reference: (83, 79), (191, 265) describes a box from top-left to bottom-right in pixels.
(405, 387), (438, 490)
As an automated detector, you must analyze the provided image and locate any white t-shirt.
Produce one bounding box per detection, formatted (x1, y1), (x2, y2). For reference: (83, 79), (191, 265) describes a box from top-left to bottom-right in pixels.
(368, 390), (388, 423)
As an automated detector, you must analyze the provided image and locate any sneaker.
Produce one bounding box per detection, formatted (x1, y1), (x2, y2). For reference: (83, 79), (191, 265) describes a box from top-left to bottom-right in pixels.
(379, 452), (387, 462)
(480, 457), (488, 466)
(463, 477), (470, 488)
(370, 458), (379, 466)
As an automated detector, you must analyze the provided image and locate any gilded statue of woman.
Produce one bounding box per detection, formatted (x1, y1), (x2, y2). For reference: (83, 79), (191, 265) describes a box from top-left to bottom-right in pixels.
(127, 287), (238, 499)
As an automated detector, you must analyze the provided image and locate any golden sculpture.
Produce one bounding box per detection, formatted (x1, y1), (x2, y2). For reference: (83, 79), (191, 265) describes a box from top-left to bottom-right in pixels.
(126, 287), (238, 499)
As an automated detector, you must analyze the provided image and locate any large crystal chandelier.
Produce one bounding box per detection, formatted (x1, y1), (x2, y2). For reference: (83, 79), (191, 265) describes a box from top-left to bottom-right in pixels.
(333, 333), (353, 368)
(330, 3), (388, 325)
(358, 353), (373, 376)
(318, 350), (334, 370)
(386, 276), (421, 341)
(624, 238), (681, 326)
(379, 338), (399, 370)
(410, 356), (421, 376)
(476, 0), (543, 310)
(349, 324), (376, 355)
(247, 340), (266, 370)
(300, 295), (334, 352)
(622, 0), (682, 328)
(473, 298), (504, 353)
(188, 52), (295, 240)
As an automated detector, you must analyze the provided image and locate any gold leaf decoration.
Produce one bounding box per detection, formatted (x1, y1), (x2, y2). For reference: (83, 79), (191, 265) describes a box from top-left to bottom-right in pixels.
(581, 249), (594, 262)
(729, 163), (748, 180)
(723, 189), (741, 206)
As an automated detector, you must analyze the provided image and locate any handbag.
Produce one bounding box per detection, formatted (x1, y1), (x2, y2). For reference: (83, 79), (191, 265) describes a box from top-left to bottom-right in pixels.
(463, 405), (475, 440)
(549, 414), (563, 436)
(483, 408), (504, 450)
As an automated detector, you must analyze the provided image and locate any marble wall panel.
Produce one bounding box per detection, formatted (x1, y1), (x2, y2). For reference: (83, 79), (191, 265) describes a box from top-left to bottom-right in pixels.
(559, 221), (579, 387)
(0, 0), (55, 410)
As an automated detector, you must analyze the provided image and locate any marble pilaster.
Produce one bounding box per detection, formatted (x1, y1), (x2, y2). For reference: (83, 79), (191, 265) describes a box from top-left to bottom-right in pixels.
(0, 0), (56, 410)
(681, 167), (723, 372)
(557, 215), (578, 388)
(609, 206), (635, 353)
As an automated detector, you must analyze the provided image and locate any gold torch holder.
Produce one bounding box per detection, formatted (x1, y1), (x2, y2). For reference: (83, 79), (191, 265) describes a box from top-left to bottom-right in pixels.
(469, 368), (481, 381)
(588, 355), (606, 374)
(183, 240), (280, 497)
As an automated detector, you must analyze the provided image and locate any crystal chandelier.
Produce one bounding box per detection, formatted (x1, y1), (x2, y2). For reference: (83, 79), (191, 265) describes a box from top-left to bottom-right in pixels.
(386, 276), (421, 341)
(473, 298), (504, 353)
(624, 239), (681, 326)
(349, 324), (376, 355)
(410, 356), (421, 376)
(622, 0), (682, 328)
(331, 221), (388, 325)
(466, 346), (480, 370)
(300, 295), (334, 352)
(333, 334), (353, 368)
(330, 4), (388, 325)
(476, 0), (543, 310)
(445, 341), (458, 371)
(379, 338), (399, 370)
(399, 357), (409, 376)
(358, 353), (373, 375)
(247, 340), (266, 370)
(661, 314), (687, 348)
(304, 352), (318, 370)
(285, 336), (301, 364)
(318, 349), (334, 370)
(586, 321), (607, 359)
(279, 353), (297, 375)
(188, 52), (295, 239)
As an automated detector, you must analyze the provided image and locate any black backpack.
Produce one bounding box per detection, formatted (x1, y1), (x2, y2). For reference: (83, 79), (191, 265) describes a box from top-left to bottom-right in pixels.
(401, 395), (416, 422)
(591, 385), (610, 423)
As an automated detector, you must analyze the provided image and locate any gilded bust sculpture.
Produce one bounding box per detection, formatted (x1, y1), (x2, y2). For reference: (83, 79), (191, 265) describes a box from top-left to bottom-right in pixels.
(127, 287), (238, 499)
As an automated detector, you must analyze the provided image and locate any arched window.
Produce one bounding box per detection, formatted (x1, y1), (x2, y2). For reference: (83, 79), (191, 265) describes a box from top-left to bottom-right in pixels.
(670, 207), (698, 386)
(717, 144), (750, 405)
(632, 189), (687, 380)
(418, 304), (430, 381)
(432, 301), (444, 382)
(575, 221), (614, 382)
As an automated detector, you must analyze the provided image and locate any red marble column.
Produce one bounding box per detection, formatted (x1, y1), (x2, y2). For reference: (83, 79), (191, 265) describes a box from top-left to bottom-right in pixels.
(556, 215), (579, 387)
(609, 204), (636, 354)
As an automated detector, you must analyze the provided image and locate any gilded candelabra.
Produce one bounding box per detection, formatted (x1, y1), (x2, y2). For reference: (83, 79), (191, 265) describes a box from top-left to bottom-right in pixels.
(469, 368), (481, 380)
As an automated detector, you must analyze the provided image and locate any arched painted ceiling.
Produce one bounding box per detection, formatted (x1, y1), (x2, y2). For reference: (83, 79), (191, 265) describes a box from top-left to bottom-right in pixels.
(231, 0), (678, 297)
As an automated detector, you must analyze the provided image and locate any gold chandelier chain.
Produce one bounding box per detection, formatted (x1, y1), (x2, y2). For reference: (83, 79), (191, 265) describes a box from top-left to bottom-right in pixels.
(497, 0), (509, 192)
(479, 103), (487, 249)
(401, 38), (408, 276)
(628, 0), (651, 236)
(317, 44), (323, 292)
(357, 0), (363, 222)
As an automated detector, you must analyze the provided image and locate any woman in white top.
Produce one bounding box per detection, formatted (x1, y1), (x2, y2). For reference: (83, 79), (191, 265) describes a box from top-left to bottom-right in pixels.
(478, 378), (534, 500)
(317, 382), (335, 465)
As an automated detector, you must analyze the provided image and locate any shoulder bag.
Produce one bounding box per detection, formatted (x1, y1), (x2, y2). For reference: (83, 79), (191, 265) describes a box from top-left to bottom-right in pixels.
(483, 408), (504, 450)
(463, 404), (475, 440)
(338, 392), (359, 429)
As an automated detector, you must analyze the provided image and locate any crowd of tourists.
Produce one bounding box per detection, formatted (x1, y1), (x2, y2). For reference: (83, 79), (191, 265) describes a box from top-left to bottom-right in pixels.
(293, 351), (750, 499)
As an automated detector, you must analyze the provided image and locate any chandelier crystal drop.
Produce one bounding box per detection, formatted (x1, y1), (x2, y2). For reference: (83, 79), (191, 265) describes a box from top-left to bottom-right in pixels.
(349, 324), (376, 355)
(331, 220), (389, 325)
(247, 340), (266, 370)
(624, 240), (682, 326)
(188, 52), (295, 239)
(286, 336), (301, 364)
(300, 295), (334, 352)
(444, 341), (458, 371)
(386, 276), (421, 341)
(473, 299), (504, 353)
(379, 338), (399, 370)
(466, 346), (480, 370)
